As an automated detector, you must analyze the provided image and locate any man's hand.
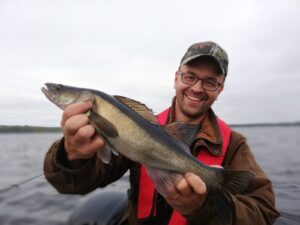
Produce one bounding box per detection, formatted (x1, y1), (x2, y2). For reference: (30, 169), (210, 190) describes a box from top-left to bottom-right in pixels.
(61, 101), (106, 161)
(164, 172), (208, 216)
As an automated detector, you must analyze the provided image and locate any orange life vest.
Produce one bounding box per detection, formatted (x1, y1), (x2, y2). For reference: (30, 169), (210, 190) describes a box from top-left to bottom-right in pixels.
(137, 108), (232, 225)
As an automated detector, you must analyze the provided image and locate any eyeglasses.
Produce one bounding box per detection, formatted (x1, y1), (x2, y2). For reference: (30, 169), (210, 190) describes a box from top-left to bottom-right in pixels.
(180, 73), (222, 92)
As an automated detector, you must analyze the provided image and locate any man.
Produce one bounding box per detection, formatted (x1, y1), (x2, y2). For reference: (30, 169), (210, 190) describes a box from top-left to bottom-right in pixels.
(44, 41), (280, 224)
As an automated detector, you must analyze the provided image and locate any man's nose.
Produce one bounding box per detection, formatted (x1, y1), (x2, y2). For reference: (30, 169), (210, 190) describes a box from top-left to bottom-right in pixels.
(191, 79), (204, 92)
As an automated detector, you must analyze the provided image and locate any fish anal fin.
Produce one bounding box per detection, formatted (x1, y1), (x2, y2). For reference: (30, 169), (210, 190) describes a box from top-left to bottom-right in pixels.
(114, 96), (157, 124)
(164, 122), (199, 146)
(145, 166), (183, 197)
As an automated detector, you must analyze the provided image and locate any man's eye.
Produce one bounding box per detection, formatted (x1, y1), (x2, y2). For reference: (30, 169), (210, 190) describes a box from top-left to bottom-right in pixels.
(204, 80), (217, 87)
(185, 75), (196, 81)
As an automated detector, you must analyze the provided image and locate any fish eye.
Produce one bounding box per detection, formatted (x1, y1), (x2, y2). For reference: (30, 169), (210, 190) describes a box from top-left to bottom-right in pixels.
(54, 84), (63, 91)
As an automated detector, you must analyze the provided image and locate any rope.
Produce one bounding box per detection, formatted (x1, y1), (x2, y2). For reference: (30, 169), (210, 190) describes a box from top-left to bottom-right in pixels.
(0, 173), (44, 194)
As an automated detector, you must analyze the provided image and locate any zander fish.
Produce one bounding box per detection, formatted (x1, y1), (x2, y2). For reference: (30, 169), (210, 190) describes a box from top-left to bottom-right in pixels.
(42, 83), (254, 225)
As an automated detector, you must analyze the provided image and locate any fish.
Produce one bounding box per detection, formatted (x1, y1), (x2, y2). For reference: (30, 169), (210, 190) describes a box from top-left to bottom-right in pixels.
(41, 82), (254, 225)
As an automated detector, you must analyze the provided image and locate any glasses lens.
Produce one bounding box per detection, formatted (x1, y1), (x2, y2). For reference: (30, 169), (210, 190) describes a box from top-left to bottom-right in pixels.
(180, 73), (220, 91)
(181, 73), (196, 85)
(203, 80), (218, 91)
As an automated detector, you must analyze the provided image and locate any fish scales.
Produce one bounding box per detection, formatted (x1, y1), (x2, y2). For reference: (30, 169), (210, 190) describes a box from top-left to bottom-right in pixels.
(93, 92), (200, 173)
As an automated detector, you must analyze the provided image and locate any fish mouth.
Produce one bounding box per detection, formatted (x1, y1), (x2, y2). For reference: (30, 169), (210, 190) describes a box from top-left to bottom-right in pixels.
(41, 83), (59, 102)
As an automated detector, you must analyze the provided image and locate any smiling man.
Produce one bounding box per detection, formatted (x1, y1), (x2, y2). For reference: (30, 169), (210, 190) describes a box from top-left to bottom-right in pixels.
(44, 41), (279, 225)
(174, 56), (225, 123)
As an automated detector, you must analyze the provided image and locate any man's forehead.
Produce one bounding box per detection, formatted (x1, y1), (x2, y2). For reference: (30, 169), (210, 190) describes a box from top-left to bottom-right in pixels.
(179, 64), (225, 80)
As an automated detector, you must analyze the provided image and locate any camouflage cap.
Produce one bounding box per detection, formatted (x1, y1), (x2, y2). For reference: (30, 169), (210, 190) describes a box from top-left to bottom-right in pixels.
(180, 41), (229, 76)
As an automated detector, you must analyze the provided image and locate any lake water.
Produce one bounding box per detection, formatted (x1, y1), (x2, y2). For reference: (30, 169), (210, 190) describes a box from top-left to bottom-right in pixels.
(0, 126), (299, 225)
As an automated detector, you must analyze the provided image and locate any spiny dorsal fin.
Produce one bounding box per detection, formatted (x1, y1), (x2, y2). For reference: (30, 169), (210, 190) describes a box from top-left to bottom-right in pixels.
(114, 95), (157, 123)
(164, 122), (199, 146)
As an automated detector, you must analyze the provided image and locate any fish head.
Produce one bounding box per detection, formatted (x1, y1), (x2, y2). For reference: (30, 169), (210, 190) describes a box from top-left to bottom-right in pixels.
(41, 83), (93, 110)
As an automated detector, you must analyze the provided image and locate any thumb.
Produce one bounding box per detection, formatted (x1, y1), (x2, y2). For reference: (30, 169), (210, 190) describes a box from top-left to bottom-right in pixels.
(210, 165), (223, 169)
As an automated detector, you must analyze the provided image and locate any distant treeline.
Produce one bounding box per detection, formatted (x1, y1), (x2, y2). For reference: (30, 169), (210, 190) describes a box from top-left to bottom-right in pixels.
(0, 125), (61, 133)
(231, 122), (300, 128)
(0, 122), (299, 133)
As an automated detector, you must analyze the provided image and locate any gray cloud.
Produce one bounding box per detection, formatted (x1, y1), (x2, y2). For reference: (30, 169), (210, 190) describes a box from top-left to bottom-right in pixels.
(0, 0), (299, 126)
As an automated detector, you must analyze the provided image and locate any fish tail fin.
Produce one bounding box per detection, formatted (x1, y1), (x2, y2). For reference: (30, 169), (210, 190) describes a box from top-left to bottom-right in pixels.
(221, 169), (254, 194)
(209, 189), (232, 225)
(209, 169), (254, 224)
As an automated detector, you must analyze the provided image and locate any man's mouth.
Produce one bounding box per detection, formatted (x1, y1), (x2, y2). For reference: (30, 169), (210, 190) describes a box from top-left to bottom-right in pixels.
(185, 94), (205, 102)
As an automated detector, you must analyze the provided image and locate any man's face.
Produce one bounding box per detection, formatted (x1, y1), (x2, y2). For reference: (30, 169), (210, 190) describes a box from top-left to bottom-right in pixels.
(174, 59), (225, 123)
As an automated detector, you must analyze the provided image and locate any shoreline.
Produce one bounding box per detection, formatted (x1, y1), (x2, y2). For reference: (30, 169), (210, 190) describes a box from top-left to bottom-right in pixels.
(0, 125), (61, 133)
(1, 122), (299, 133)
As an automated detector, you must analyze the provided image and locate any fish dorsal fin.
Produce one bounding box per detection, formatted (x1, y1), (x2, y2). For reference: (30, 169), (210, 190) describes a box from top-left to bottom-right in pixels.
(164, 122), (199, 146)
(114, 95), (157, 123)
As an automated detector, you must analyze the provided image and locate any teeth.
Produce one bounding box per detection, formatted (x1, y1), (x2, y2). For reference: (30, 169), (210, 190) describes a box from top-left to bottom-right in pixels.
(186, 95), (202, 101)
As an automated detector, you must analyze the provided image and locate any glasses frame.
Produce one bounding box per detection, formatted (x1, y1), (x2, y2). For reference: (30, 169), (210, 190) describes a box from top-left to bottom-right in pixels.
(179, 72), (223, 92)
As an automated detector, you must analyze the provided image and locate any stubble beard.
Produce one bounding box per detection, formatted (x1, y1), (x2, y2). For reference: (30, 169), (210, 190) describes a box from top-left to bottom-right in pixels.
(180, 104), (208, 120)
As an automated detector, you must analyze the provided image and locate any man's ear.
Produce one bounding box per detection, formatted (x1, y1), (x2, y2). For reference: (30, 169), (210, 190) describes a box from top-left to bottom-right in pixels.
(174, 71), (179, 89)
(218, 84), (224, 93)
(215, 84), (224, 100)
(217, 75), (225, 94)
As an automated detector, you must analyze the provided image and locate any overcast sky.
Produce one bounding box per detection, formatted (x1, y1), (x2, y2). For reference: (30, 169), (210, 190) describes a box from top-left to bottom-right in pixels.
(0, 0), (299, 126)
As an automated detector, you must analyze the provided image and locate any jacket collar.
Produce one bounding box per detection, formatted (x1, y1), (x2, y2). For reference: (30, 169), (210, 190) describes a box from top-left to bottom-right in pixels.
(167, 97), (223, 156)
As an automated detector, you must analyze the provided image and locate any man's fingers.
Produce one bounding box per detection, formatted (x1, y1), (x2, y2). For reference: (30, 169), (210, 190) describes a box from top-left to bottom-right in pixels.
(73, 124), (96, 144)
(176, 177), (193, 195)
(61, 101), (93, 126)
(65, 132), (106, 160)
(63, 114), (90, 135)
(185, 172), (207, 195)
(210, 165), (223, 169)
(81, 135), (106, 155)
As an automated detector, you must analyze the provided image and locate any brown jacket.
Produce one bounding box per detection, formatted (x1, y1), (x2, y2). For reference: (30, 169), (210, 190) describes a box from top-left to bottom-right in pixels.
(44, 108), (280, 225)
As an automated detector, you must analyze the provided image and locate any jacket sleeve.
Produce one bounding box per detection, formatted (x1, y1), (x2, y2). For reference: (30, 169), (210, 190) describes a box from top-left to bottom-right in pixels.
(226, 131), (280, 225)
(186, 131), (280, 225)
(43, 138), (130, 194)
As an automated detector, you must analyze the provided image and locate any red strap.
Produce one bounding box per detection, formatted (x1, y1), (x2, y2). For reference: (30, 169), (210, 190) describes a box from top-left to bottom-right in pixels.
(168, 118), (231, 225)
(157, 107), (170, 125)
(168, 211), (187, 225)
(137, 108), (169, 218)
(137, 165), (156, 218)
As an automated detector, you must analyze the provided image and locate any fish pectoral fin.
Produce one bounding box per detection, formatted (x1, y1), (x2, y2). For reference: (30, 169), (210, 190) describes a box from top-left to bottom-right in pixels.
(97, 144), (112, 164)
(111, 147), (119, 156)
(163, 122), (199, 146)
(97, 143), (119, 164)
(89, 110), (119, 138)
(145, 166), (183, 197)
(114, 95), (158, 124)
(79, 91), (94, 102)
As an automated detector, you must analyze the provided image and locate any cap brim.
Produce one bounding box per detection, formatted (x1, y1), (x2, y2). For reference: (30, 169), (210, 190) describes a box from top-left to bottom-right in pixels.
(181, 54), (226, 75)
